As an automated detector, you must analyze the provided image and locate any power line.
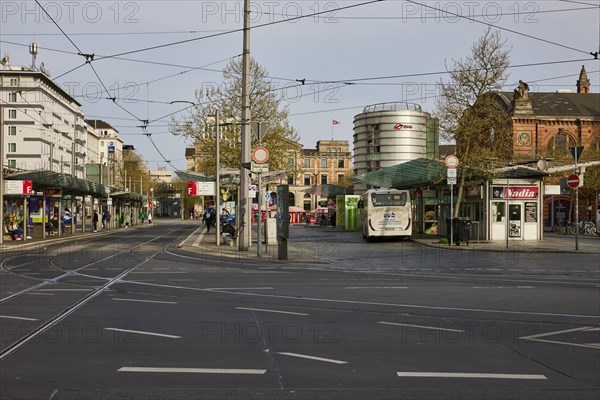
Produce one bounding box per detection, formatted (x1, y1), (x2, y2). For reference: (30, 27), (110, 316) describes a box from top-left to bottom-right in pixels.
(404, 0), (593, 56)
(95, 0), (384, 61)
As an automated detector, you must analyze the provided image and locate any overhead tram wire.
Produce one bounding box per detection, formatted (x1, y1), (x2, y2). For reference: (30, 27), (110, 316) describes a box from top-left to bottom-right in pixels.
(33, 0), (143, 124)
(405, 0), (593, 56)
(559, 0), (600, 7)
(95, 0), (385, 61)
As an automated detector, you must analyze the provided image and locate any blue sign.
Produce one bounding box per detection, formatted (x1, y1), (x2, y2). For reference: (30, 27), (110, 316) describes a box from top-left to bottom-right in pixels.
(108, 141), (115, 154)
(265, 192), (271, 201)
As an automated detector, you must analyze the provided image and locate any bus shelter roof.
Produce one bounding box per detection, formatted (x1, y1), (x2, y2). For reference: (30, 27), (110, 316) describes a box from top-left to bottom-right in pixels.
(303, 184), (353, 197)
(110, 191), (148, 203)
(351, 158), (548, 189)
(5, 170), (111, 197)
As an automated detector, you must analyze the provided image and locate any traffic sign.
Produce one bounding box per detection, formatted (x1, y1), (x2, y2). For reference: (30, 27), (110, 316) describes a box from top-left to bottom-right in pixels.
(444, 155), (459, 168)
(447, 168), (457, 178)
(567, 174), (580, 189)
(251, 162), (269, 173)
(252, 147), (269, 164)
(447, 177), (457, 185)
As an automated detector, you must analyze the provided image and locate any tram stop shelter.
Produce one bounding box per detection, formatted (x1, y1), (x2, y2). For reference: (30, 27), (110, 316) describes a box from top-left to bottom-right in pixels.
(351, 158), (548, 242)
(3, 169), (111, 241)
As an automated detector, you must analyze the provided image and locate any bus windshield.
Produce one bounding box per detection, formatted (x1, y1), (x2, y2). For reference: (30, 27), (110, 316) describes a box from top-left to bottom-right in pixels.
(371, 192), (408, 207)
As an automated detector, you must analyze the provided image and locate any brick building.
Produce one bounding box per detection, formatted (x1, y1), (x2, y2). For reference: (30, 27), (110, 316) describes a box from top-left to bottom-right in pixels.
(491, 66), (599, 161)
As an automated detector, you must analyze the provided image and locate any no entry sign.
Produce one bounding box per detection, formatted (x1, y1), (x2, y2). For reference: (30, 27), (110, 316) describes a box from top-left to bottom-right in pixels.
(567, 174), (580, 189)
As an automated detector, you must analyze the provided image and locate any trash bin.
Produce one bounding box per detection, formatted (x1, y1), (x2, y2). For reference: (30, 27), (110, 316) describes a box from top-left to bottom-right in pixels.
(446, 218), (460, 246)
(446, 217), (471, 246)
(457, 217), (471, 246)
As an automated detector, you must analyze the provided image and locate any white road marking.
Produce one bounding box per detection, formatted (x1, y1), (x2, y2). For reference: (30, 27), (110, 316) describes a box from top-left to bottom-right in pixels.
(0, 315), (39, 321)
(118, 367), (266, 374)
(37, 288), (92, 292)
(112, 298), (177, 304)
(471, 286), (535, 289)
(118, 281), (600, 319)
(130, 271), (188, 274)
(241, 271), (289, 274)
(520, 326), (600, 349)
(104, 327), (181, 339)
(192, 229), (205, 247)
(396, 372), (547, 380)
(583, 327), (600, 332)
(379, 321), (464, 333)
(346, 286), (408, 289)
(207, 287), (274, 290)
(276, 352), (347, 364)
(26, 293), (54, 296)
(236, 307), (308, 316)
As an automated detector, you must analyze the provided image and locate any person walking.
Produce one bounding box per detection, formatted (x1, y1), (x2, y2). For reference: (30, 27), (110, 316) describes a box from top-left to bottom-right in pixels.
(93, 210), (99, 232)
(148, 213), (153, 224)
(205, 209), (215, 233)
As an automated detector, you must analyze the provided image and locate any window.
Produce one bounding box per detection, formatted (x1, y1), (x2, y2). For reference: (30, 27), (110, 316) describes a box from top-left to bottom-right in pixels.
(8, 143), (16, 152)
(304, 174), (311, 185)
(287, 158), (295, 167)
(9, 78), (17, 86)
(8, 92), (17, 102)
(8, 109), (17, 119)
(8, 126), (16, 135)
(287, 176), (294, 185)
(337, 159), (344, 168)
(320, 159), (327, 168)
(304, 159), (310, 168)
(8, 160), (16, 168)
(337, 174), (344, 183)
(321, 174), (328, 185)
(546, 129), (573, 157)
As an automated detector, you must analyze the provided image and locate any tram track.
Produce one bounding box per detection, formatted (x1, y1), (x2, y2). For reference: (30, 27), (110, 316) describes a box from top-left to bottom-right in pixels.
(0, 227), (195, 361)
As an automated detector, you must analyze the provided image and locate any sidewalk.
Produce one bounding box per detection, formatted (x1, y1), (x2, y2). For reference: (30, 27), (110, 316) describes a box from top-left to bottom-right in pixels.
(411, 232), (600, 254)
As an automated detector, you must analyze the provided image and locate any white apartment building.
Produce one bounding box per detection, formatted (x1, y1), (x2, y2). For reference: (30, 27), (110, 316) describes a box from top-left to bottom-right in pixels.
(1, 60), (87, 178)
(150, 166), (173, 184)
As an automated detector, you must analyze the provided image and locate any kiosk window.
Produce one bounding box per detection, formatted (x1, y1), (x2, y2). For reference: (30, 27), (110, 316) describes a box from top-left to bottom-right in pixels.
(492, 202), (505, 222)
(525, 202), (537, 222)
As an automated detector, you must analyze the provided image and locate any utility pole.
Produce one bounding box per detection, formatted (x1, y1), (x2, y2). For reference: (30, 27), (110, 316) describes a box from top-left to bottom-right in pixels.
(0, 105), (4, 245)
(216, 110), (221, 247)
(239, 0), (251, 251)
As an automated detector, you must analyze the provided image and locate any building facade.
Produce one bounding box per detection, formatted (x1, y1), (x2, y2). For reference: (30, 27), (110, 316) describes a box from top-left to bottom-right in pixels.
(1, 61), (86, 178)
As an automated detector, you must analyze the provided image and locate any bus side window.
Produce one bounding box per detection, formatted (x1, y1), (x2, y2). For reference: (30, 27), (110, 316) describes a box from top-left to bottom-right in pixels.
(357, 200), (364, 209)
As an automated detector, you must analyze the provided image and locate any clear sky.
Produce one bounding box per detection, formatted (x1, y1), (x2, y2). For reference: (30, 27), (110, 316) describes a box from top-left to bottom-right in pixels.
(2, 0), (599, 174)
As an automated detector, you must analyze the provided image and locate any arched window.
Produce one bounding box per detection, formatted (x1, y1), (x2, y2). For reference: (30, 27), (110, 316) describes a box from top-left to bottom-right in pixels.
(591, 136), (600, 154)
(546, 129), (574, 158)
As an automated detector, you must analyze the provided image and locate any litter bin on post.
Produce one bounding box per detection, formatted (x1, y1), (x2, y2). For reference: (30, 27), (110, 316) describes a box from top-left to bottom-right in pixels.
(446, 218), (459, 246)
(457, 217), (471, 246)
(446, 217), (471, 246)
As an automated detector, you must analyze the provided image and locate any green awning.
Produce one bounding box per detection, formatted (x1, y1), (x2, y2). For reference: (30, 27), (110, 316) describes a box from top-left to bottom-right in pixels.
(5, 170), (110, 197)
(304, 184), (353, 197)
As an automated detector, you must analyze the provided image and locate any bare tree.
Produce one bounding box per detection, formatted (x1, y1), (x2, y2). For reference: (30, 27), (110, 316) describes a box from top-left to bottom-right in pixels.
(170, 57), (300, 177)
(435, 28), (512, 217)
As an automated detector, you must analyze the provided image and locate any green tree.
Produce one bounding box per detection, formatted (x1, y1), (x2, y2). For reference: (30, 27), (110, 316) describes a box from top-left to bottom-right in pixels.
(171, 57), (300, 177)
(435, 28), (512, 217)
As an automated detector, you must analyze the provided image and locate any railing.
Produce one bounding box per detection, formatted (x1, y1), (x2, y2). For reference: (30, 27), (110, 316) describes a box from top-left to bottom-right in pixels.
(363, 101), (422, 113)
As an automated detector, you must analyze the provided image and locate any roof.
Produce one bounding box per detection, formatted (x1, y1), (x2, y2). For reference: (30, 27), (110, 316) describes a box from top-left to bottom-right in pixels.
(85, 119), (120, 132)
(496, 92), (600, 119)
(5, 170), (111, 196)
(304, 184), (353, 197)
(351, 158), (547, 189)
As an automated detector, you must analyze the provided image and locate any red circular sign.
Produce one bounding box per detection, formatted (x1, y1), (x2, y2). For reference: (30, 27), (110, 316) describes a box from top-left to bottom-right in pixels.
(252, 147), (269, 164)
(444, 155), (459, 168)
(566, 174), (580, 189)
(394, 123), (404, 131)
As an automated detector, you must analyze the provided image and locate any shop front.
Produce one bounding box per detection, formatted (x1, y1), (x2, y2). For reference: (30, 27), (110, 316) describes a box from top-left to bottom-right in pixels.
(489, 179), (542, 241)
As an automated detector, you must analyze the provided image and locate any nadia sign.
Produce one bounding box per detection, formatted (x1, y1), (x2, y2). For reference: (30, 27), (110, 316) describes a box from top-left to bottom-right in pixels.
(491, 186), (538, 199)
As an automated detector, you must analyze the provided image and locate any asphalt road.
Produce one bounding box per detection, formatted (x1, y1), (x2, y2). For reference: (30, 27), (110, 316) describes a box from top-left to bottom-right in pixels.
(1, 220), (598, 400)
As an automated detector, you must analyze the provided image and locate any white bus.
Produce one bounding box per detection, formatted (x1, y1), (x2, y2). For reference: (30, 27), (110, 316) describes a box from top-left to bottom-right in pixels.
(359, 189), (412, 241)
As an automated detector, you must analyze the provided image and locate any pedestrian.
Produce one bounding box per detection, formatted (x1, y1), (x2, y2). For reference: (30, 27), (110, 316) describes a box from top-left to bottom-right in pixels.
(221, 221), (236, 245)
(139, 210), (146, 224)
(106, 211), (111, 230)
(205, 209), (215, 233)
(148, 213), (153, 224)
(93, 210), (99, 232)
(101, 211), (107, 229)
(124, 212), (130, 228)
